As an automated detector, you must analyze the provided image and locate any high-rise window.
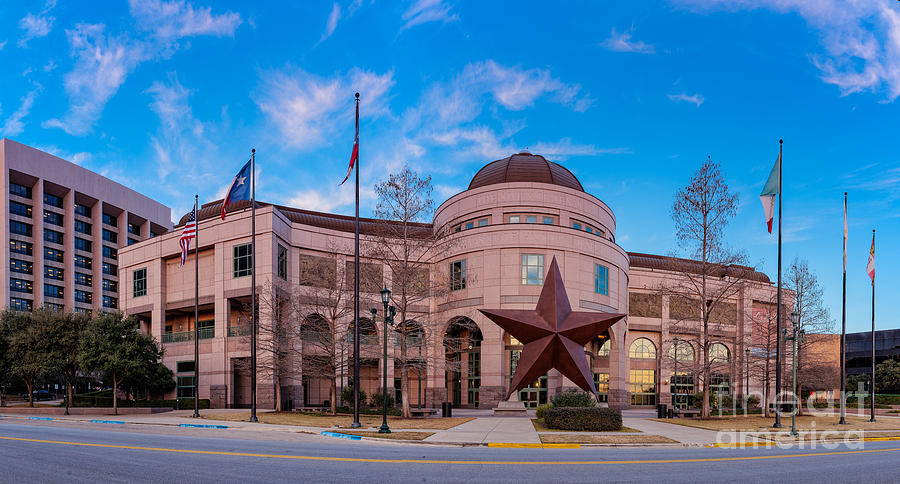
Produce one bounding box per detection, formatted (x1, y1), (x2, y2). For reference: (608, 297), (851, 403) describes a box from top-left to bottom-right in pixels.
(102, 229), (117, 243)
(103, 295), (118, 309)
(10, 297), (32, 311)
(74, 220), (91, 234)
(44, 284), (64, 299)
(45, 266), (65, 281)
(75, 203), (91, 217)
(133, 268), (147, 297)
(74, 237), (92, 252)
(45, 247), (64, 263)
(10, 259), (32, 274)
(74, 255), (92, 269)
(10, 240), (33, 256)
(43, 193), (63, 208)
(10, 278), (33, 294)
(45, 211), (65, 227)
(521, 254), (544, 285)
(75, 290), (92, 304)
(594, 263), (609, 295)
(128, 238), (138, 246)
(103, 279), (118, 292)
(10, 201), (32, 217)
(233, 243), (252, 277)
(102, 213), (117, 226)
(450, 259), (466, 291)
(10, 182), (32, 199)
(103, 263), (117, 275)
(127, 223), (140, 235)
(10, 220), (32, 236)
(277, 245), (288, 280)
(103, 245), (117, 260)
(74, 272), (92, 287)
(44, 228), (63, 244)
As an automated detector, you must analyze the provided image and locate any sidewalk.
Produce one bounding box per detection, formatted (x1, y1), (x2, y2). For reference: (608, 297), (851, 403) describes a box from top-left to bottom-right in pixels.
(424, 417), (541, 444)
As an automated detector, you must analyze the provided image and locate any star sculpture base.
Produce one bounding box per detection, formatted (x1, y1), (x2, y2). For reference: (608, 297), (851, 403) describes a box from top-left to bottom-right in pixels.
(492, 391), (528, 416)
(479, 256), (626, 400)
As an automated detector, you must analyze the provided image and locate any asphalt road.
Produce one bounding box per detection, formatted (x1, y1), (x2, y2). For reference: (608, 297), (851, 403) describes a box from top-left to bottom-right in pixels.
(2, 420), (900, 483)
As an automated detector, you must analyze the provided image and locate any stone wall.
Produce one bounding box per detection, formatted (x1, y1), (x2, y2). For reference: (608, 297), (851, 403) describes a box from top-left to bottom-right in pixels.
(210, 384), (227, 409)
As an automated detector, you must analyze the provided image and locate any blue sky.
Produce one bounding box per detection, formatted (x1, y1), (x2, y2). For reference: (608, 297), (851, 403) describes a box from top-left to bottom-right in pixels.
(1, 0), (897, 332)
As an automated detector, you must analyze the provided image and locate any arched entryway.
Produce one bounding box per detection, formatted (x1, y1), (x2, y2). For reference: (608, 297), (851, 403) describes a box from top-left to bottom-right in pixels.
(443, 317), (482, 408)
(300, 313), (334, 407)
(394, 320), (426, 408)
(347, 317), (380, 400)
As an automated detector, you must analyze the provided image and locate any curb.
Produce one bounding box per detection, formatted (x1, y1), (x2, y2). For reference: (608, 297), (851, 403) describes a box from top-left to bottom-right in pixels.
(709, 436), (900, 448)
(321, 431), (362, 441)
(487, 443), (580, 449)
(179, 423), (228, 429)
(90, 420), (126, 425)
(28, 417), (52, 421)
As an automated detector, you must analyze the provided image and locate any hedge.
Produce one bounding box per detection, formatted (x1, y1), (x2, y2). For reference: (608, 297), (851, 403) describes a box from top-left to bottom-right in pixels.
(544, 407), (622, 431)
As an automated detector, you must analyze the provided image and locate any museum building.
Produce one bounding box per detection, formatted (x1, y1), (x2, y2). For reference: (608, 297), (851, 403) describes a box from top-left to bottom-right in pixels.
(113, 152), (780, 410)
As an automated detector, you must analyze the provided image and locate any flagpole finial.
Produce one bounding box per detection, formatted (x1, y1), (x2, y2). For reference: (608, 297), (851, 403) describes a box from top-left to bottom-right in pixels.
(779, 139), (783, 144)
(355, 92), (359, 99)
(252, 148), (255, 154)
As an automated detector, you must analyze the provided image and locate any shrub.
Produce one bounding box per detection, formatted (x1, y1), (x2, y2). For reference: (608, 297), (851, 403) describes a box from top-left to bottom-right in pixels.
(370, 389), (395, 409)
(340, 386), (367, 407)
(535, 403), (552, 419)
(550, 389), (594, 407)
(544, 407), (622, 431)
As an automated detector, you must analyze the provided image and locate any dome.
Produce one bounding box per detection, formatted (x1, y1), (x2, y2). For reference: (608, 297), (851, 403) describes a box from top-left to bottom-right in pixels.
(467, 152), (584, 192)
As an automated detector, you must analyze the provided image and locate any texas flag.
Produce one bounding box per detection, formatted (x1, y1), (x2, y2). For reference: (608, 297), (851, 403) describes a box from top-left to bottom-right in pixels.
(759, 151), (781, 233)
(221, 159), (252, 220)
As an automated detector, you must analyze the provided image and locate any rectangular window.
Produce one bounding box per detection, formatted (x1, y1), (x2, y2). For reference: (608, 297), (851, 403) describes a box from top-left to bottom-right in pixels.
(10, 297), (32, 311)
(127, 223), (140, 235)
(133, 268), (147, 297)
(478, 218), (488, 227)
(572, 222), (582, 230)
(464, 221), (474, 230)
(44, 284), (64, 299)
(45, 211), (64, 227)
(593, 373), (610, 403)
(74, 237), (92, 252)
(74, 203), (91, 217)
(10, 278), (33, 294)
(176, 361), (196, 373)
(44, 229), (63, 244)
(454, 225), (461, 233)
(176, 376), (195, 399)
(149, 231), (158, 238)
(102, 213), (117, 227)
(629, 369), (657, 406)
(43, 193), (63, 208)
(10, 182), (32, 199)
(102, 295), (118, 309)
(542, 216), (554, 225)
(10, 201), (32, 217)
(10, 259), (32, 274)
(509, 215), (520, 223)
(594, 263), (609, 295)
(521, 254), (544, 285)
(74, 272), (92, 287)
(277, 245), (288, 280)
(103, 263), (117, 276)
(10, 220), (32, 236)
(102, 229), (117, 243)
(45, 247), (64, 263)
(128, 238), (138, 246)
(45, 266), (65, 281)
(74, 220), (93, 234)
(103, 245), (117, 260)
(103, 279), (118, 293)
(525, 215), (537, 224)
(10, 240), (33, 256)
(585, 226), (593, 234)
(74, 255), (92, 269)
(74, 290), (92, 304)
(233, 243), (252, 277)
(46, 303), (64, 312)
(450, 259), (466, 291)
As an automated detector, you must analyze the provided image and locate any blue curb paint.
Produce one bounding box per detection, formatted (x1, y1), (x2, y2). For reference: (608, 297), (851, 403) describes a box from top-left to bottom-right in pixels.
(321, 431), (362, 441)
(178, 423), (228, 429)
(28, 417), (52, 421)
(90, 420), (125, 424)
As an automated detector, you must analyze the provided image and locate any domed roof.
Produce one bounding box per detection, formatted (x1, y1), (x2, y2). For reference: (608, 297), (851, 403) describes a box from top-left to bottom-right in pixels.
(467, 152), (584, 192)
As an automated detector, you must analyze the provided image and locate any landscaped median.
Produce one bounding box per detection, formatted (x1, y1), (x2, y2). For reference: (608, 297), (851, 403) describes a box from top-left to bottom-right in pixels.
(530, 419), (677, 444)
(198, 411), (473, 430)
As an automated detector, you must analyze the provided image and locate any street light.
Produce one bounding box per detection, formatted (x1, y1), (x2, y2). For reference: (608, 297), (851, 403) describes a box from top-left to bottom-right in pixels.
(673, 337), (680, 412)
(785, 309), (803, 437)
(376, 287), (396, 434)
(745, 348), (751, 412)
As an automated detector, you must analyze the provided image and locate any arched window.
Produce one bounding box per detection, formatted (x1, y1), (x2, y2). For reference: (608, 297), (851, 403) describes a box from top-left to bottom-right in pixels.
(598, 340), (610, 357)
(709, 343), (730, 363)
(629, 338), (656, 359)
(669, 340), (695, 361)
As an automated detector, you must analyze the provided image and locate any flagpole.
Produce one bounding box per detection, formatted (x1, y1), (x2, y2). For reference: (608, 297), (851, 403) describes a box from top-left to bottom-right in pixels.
(193, 195), (200, 419)
(839, 192), (847, 425)
(250, 148), (258, 423)
(774, 139), (783, 428)
(351, 93), (361, 429)
(870, 228), (876, 422)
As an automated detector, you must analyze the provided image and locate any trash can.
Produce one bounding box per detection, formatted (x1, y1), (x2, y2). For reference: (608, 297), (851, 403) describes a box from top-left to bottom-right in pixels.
(667, 408), (674, 419)
(441, 402), (452, 418)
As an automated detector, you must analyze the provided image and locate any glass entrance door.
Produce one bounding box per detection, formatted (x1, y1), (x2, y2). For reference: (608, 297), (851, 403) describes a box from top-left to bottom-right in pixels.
(518, 376), (547, 408)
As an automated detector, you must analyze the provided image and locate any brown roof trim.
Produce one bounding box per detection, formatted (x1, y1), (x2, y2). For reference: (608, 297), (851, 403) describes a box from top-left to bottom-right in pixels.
(627, 252), (771, 284)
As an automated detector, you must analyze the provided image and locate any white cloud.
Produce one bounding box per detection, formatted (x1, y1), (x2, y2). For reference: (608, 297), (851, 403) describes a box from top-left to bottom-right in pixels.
(43, 24), (148, 136)
(668, 92), (705, 107)
(255, 67), (394, 149)
(146, 72), (205, 180)
(674, 0), (900, 100)
(32, 145), (91, 165)
(528, 138), (632, 159)
(129, 0), (242, 40)
(0, 87), (40, 136)
(43, 60), (57, 72)
(18, 13), (54, 48)
(0, 40), (7, 51)
(287, 183), (375, 213)
(601, 28), (655, 54)
(319, 3), (342, 43)
(400, 0), (458, 31)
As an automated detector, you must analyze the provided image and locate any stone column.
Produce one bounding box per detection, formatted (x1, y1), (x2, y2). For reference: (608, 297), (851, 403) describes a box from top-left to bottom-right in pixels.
(607, 319), (629, 409)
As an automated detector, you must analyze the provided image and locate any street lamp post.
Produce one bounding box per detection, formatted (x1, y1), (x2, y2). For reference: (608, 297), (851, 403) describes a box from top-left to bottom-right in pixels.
(745, 348), (751, 411)
(784, 309), (803, 437)
(673, 337), (679, 412)
(377, 287), (395, 434)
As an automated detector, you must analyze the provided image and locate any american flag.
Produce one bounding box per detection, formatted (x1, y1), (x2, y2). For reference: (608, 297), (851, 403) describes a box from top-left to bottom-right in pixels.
(180, 206), (196, 266)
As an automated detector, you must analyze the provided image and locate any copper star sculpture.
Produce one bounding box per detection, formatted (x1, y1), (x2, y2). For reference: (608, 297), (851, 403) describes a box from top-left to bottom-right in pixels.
(479, 257), (625, 400)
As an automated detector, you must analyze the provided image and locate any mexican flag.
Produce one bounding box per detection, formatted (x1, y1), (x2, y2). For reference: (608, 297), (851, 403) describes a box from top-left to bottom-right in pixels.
(759, 151), (781, 233)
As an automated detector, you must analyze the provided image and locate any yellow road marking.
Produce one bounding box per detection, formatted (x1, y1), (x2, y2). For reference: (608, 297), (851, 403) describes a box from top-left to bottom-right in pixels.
(711, 436), (900, 448)
(0, 435), (898, 465)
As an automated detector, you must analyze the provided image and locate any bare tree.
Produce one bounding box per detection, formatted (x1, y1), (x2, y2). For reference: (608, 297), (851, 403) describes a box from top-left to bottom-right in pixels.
(254, 278), (300, 412)
(663, 157), (749, 418)
(785, 257), (837, 396)
(368, 166), (454, 417)
(749, 299), (780, 417)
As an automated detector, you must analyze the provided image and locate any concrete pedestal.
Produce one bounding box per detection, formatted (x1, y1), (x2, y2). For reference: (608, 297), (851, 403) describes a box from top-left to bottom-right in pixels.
(492, 392), (528, 416)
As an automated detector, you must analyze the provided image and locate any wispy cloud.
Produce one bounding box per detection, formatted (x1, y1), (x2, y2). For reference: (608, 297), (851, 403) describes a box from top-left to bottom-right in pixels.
(528, 138), (631, 159)
(18, 1), (56, 48)
(0, 86), (41, 136)
(129, 0), (242, 40)
(286, 183), (375, 213)
(319, 3), (342, 44)
(0, 40), (8, 51)
(601, 27), (655, 54)
(674, 0), (900, 100)
(668, 92), (705, 107)
(400, 0), (458, 32)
